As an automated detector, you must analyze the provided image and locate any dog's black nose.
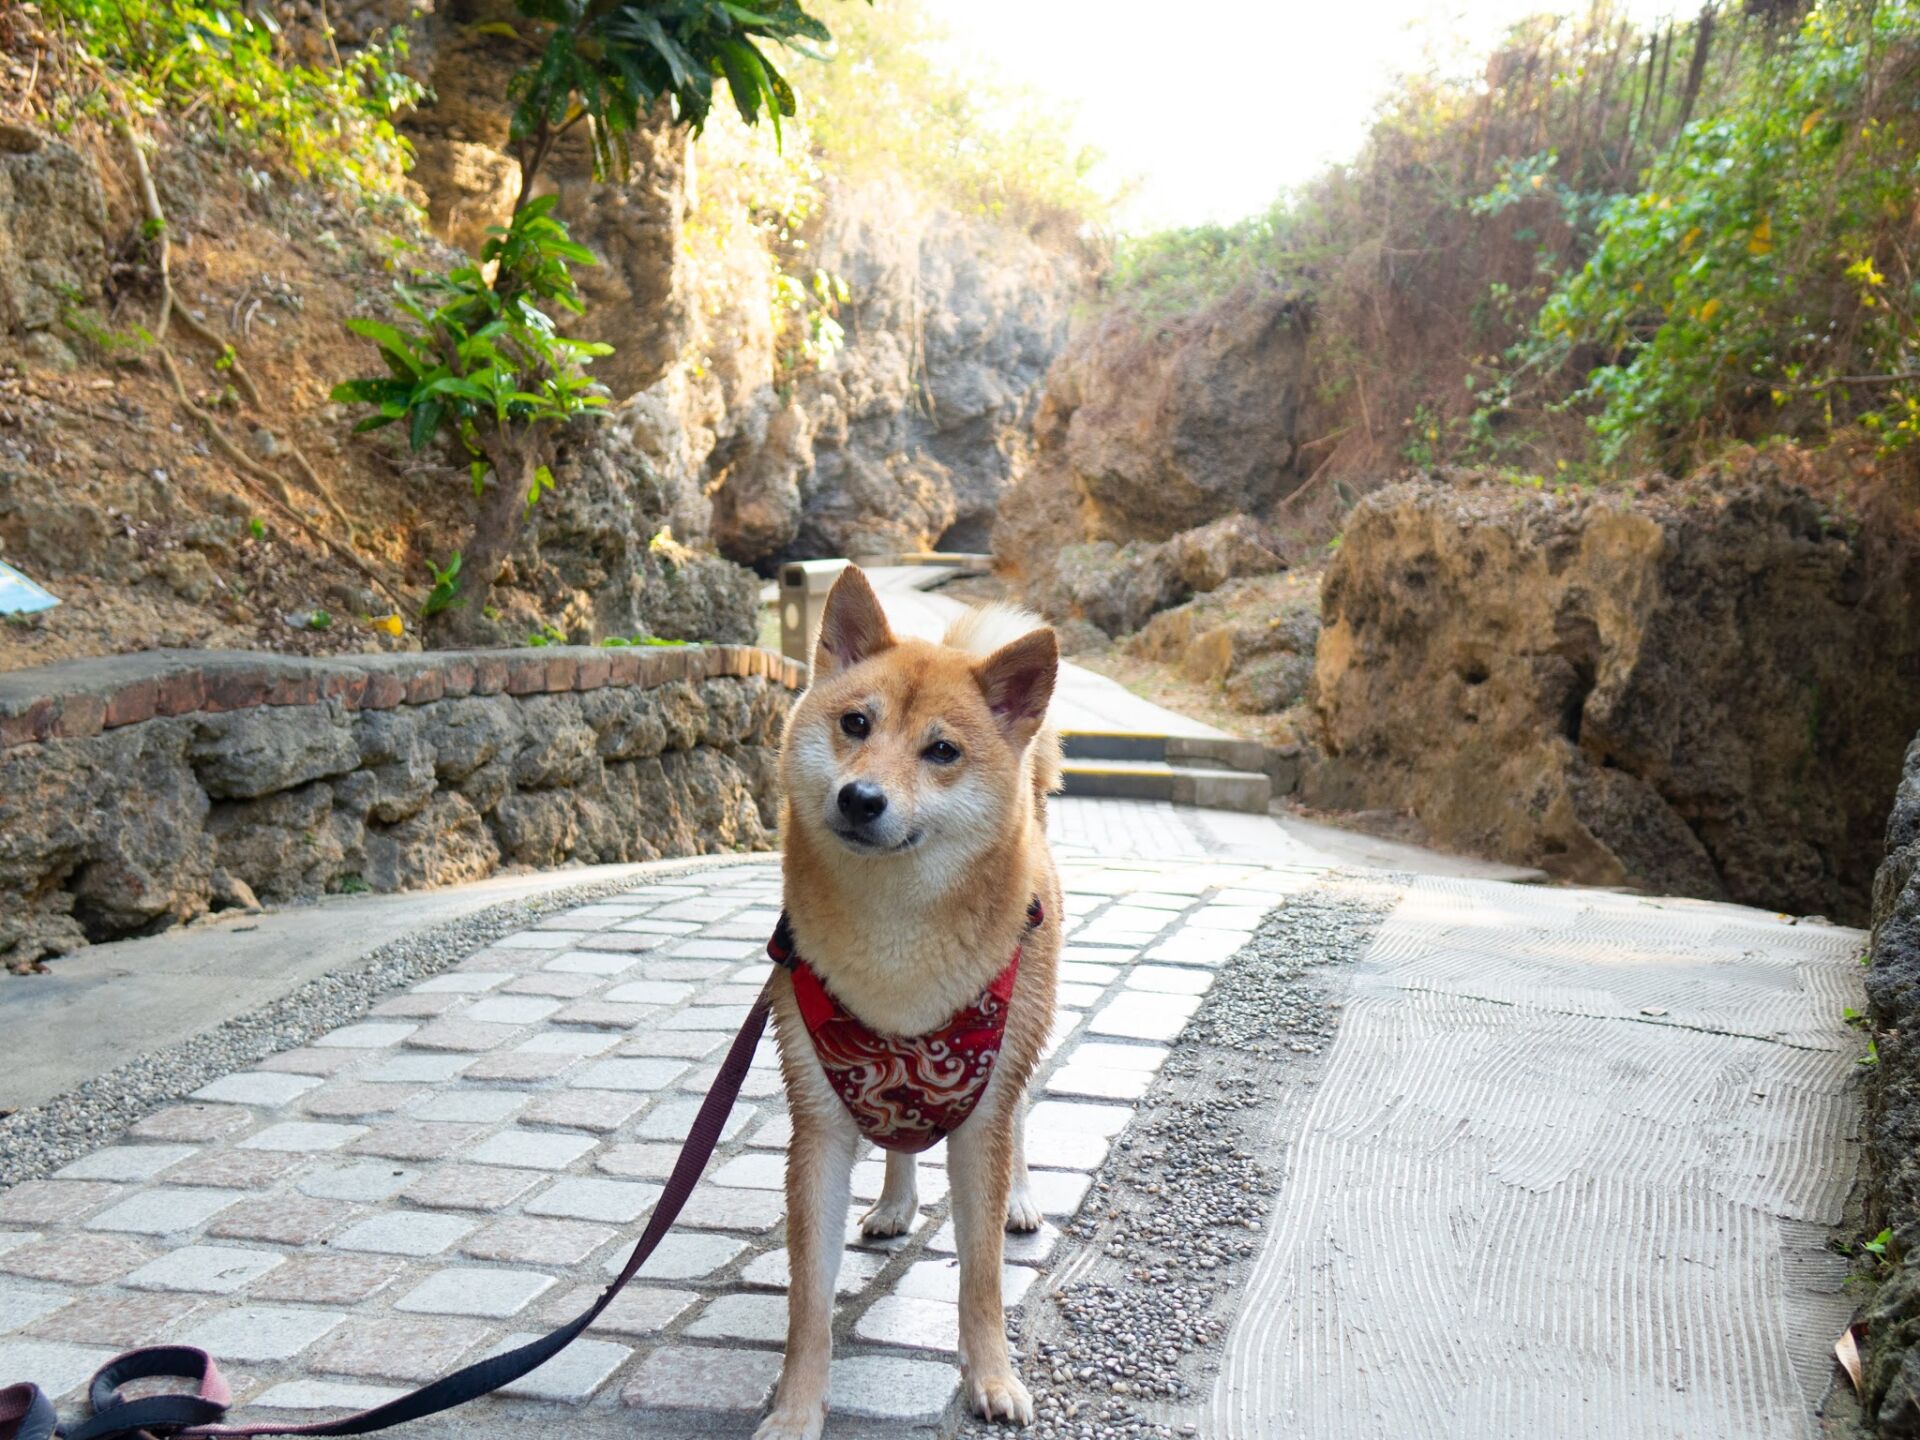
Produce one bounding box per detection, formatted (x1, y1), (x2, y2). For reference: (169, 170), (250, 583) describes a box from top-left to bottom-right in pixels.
(837, 780), (888, 825)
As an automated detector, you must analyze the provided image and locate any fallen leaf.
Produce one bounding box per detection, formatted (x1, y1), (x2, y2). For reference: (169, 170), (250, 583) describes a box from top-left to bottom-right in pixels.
(1837, 1321), (1868, 1394)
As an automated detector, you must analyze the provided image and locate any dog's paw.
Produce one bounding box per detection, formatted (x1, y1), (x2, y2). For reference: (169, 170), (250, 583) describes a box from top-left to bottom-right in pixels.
(968, 1370), (1035, 1426)
(752, 1404), (824, 1440)
(1005, 1183), (1042, 1233)
(860, 1192), (918, 1238)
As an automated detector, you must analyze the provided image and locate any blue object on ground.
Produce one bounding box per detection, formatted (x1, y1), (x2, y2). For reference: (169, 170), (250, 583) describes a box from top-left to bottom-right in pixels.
(0, 560), (59, 614)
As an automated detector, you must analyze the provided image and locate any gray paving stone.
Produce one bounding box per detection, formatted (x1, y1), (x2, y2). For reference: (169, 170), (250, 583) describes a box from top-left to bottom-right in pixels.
(618, 1030), (727, 1060)
(175, 1305), (347, 1361)
(503, 972), (603, 997)
(1057, 982), (1106, 1008)
(651, 898), (740, 922)
(601, 1231), (745, 1281)
(636, 959), (731, 980)
(404, 1019), (524, 1052)
(572, 1058), (690, 1092)
(670, 940), (762, 960)
(562, 1283), (699, 1336)
(1024, 1129), (1109, 1171)
(0, 1340), (117, 1399)
(0, 1180), (122, 1225)
(241, 1121), (369, 1153)
(595, 1143), (683, 1180)
(297, 1162), (422, 1202)
(893, 1258), (1038, 1306)
(1063, 944), (1141, 964)
(123, 1244), (283, 1294)
(1124, 891), (1200, 910)
(1058, 960), (1122, 985)
(406, 1089), (530, 1123)
(928, 1218), (1062, 1265)
(465, 1129), (596, 1171)
(674, 1186), (785, 1231)
(746, 1114), (792, 1149)
(710, 1151), (786, 1190)
(482, 1332), (631, 1401)
(334, 1211), (478, 1256)
(620, 1343), (781, 1414)
(573, 931), (665, 954)
(56, 1144), (199, 1181)
(84, 1186), (247, 1236)
(516, 1029), (622, 1056)
(462, 1217), (614, 1266)
(683, 1292), (789, 1343)
(678, 1064), (783, 1098)
(604, 979), (697, 1005)
(525, 1177), (662, 1224)
(854, 1295), (958, 1352)
(399, 1165), (544, 1212)
(1144, 931), (1245, 968)
(1088, 992), (1201, 1041)
(852, 1159), (948, 1206)
(0, 1234), (157, 1284)
(550, 1001), (657, 1029)
(613, 919), (701, 936)
(0, 1232), (33, 1256)
(1026, 1168), (1094, 1217)
(1068, 1041), (1170, 1072)
(494, 930), (590, 949)
(1125, 964), (1218, 995)
(1045, 1064), (1153, 1101)
(543, 950), (642, 975)
(0, 1279), (68, 1332)
(741, 1246), (886, 1296)
(660, 1005), (753, 1031)
(191, 1072), (322, 1106)
(313, 1023), (417, 1049)
(829, 1354), (961, 1423)
(252, 1380), (407, 1411)
(464, 996), (563, 1025)
(395, 1267), (554, 1318)
(413, 973), (511, 994)
(364, 1054), (473, 1083)
(303, 1316), (492, 1380)
(1190, 905), (1268, 930)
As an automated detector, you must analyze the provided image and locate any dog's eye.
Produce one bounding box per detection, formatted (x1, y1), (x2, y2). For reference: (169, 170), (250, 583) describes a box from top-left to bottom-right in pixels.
(840, 711), (870, 739)
(923, 739), (961, 765)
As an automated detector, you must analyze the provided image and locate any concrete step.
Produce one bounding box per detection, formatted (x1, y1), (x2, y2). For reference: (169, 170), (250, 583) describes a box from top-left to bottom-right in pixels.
(1059, 756), (1272, 813)
(1062, 728), (1270, 775)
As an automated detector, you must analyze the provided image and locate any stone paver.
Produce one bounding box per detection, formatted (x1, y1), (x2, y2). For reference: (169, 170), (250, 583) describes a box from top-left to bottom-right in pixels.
(0, 818), (1327, 1430)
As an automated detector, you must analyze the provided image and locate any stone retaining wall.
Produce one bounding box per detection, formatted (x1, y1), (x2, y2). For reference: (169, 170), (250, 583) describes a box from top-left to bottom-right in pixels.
(0, 646), (806, 970)
(1864, 731), (1920, 1431)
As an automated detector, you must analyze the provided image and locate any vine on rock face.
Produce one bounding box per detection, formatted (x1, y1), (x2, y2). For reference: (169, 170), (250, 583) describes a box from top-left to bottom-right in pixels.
(331, 0), (857, 646)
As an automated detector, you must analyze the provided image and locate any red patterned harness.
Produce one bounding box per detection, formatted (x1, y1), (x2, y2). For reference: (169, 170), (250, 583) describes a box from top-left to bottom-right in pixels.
(767, 898), (1043, 1153)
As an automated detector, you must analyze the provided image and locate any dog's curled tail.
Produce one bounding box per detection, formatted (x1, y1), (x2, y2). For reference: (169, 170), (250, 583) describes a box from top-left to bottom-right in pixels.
(943, 603), (1064, 807)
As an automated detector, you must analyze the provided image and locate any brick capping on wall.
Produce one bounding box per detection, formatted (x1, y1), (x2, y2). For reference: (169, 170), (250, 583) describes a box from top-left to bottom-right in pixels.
(0, 646), (810, 751)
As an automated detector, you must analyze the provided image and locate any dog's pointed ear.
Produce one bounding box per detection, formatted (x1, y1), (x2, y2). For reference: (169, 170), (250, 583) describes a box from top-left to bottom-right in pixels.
(813, 566), (896, 677)
(975, 627), (1058, 747)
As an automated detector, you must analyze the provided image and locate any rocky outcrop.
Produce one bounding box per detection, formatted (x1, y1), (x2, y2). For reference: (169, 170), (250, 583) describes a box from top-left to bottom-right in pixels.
(1017, 515), (1287, 638)
(0, 646), (801, 970)
(1310, 475), (1920, 920)
(1864, 732), (1920, 1433)
(0, 124), (111, 369)
(1128, 573), (1320, 715)
(993, 286), (1310, 634)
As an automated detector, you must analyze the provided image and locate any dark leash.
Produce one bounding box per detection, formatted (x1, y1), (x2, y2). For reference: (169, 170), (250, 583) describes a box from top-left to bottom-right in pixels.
(0, 985), (776, 1440)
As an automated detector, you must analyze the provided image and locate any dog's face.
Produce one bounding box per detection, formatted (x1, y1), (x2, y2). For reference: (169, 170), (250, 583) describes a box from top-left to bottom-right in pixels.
(782, 568), (1056, 868)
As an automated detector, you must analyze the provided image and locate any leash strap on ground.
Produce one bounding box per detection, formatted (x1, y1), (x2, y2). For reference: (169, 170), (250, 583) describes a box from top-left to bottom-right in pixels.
(0, 984), (776, 1440)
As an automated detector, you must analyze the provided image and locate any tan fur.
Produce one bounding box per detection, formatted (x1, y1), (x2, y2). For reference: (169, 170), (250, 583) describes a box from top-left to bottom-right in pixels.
(754, 567), (1062, 1439)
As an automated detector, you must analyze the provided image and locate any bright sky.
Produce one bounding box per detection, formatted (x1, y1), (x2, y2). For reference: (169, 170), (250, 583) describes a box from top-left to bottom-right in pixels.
(923, 0), (1680, 232)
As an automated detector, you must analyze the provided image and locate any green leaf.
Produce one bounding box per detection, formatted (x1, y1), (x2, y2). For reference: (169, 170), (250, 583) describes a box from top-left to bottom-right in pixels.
(408, 399), (445, 452)
(345, 317), (424, 374)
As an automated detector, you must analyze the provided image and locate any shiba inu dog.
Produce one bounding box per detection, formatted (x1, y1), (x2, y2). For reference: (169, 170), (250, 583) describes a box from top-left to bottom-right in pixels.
(754, 566), (1063, 1439)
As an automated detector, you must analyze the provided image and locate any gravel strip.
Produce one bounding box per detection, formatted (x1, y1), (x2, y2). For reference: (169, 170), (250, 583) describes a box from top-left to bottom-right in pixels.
(0, 860), (771, 1187)
(962, 882), (1400, 1440)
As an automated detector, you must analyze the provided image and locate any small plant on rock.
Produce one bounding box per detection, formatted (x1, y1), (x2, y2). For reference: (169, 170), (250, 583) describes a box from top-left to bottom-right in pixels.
(331, 0), (854, 645)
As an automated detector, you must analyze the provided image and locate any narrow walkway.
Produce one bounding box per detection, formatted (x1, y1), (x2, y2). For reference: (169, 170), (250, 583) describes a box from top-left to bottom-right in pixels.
(1208, 876), (1864, 1439)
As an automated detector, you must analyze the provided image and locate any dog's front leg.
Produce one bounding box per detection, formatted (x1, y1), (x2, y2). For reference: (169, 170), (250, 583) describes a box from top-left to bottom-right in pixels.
(1005, 1089), (1041, 1232)
(949, 1101), (1035, 1425)
(756, 1109), (858, 1440)
(860, 1147), (919, 1237)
